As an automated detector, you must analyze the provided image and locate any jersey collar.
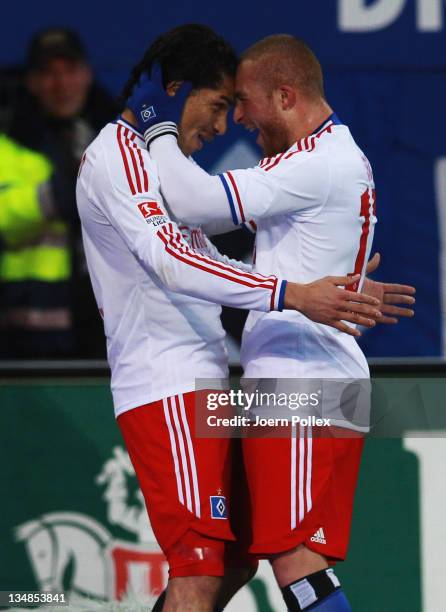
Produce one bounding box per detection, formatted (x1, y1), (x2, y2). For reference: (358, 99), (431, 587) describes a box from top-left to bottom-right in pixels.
(114, 115), (144, 141)
(312, 112), (342, 136)
(281, 112), (342, 158)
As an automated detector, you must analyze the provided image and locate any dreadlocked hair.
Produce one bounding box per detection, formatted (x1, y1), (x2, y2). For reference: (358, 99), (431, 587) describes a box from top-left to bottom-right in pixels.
(120, 24), (237, 105)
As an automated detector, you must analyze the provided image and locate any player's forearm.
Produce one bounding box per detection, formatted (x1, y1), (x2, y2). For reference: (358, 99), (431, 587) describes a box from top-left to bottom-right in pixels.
(149, 223), (285, 312)
(150, 136), (232, 225)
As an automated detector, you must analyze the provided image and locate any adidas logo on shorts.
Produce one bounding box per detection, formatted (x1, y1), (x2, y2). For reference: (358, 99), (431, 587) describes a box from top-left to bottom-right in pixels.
(310, 527), (327, 544)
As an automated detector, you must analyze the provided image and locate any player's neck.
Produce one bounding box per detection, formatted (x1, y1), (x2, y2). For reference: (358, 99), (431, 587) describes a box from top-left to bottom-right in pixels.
(290, 100), (334, 144)
(121, 108), (139, 128)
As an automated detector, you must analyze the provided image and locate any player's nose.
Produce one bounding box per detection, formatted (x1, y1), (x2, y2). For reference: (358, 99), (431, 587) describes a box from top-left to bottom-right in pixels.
(214, 113), (228, 136)
(233, 102), (243, 124)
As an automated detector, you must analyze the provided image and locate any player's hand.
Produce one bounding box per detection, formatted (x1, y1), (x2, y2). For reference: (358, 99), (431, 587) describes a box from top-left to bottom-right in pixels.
(363, 253), (416, 324)
(284, 274), (382, 337)
(126, 63), (192, 145)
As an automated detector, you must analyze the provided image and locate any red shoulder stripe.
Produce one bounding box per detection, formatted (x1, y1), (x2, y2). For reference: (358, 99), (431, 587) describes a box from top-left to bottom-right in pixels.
(123, 128), (142, 193)
(117, 125), (136, 194)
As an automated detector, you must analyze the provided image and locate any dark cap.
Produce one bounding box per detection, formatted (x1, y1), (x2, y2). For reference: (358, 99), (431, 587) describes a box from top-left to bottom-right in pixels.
(27, 28), (87, 69)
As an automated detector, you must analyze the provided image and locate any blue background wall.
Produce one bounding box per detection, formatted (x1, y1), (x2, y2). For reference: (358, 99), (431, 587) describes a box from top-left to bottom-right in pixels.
(2, 0), (445, 356)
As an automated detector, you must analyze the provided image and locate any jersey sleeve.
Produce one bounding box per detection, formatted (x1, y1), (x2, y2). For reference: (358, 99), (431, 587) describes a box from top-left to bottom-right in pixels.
(92, 137), (286, 313)
(150, 135), (330, 226)
(219, 153), (330, 224)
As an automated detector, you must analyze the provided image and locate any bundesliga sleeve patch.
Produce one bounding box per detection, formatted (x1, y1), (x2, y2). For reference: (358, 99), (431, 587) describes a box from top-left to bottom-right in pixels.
(210, 495), (227, 519)
(137, 201), (168, 227)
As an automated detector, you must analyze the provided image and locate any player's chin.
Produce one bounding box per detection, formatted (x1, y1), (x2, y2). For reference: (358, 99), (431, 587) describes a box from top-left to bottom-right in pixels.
(256, 133), (274, 157)
(190, 135), (204, 153)
(181, 137), (202, 156)
(256, 131), (264, 150)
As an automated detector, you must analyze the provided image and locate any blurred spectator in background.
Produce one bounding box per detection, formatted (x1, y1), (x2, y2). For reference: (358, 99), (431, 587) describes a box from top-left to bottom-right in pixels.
(0, 28), (118, 359)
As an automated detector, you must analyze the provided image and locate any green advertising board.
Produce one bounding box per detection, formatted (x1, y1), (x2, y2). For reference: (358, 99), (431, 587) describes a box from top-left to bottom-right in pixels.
(1, 370), (445, 611)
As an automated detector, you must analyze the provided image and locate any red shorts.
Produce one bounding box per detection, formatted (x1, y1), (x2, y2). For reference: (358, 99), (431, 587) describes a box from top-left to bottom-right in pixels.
(241, 426), (364, 561)
(118, 391), (242, 578)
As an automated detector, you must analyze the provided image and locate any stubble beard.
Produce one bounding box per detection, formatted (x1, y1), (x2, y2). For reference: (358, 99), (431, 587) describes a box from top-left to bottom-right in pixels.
(259, 119), (290, 157)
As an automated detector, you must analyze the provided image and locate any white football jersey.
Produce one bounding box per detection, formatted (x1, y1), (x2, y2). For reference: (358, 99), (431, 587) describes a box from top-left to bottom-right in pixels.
(150, 114), (377, 379)
(76, 118), (286, 416)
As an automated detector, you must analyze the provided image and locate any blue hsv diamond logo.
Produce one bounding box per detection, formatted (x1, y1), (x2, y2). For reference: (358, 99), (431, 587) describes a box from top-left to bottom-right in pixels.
(210, 495), (227, 519)
(141, 106), (157, 122)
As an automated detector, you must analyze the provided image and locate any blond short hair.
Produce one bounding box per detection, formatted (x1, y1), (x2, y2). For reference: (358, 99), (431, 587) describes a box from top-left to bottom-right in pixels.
(241, 34), (325, 100)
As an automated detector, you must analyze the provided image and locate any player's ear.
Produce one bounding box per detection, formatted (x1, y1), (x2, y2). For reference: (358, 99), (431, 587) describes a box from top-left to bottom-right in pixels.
(278, 85), (296, 111)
